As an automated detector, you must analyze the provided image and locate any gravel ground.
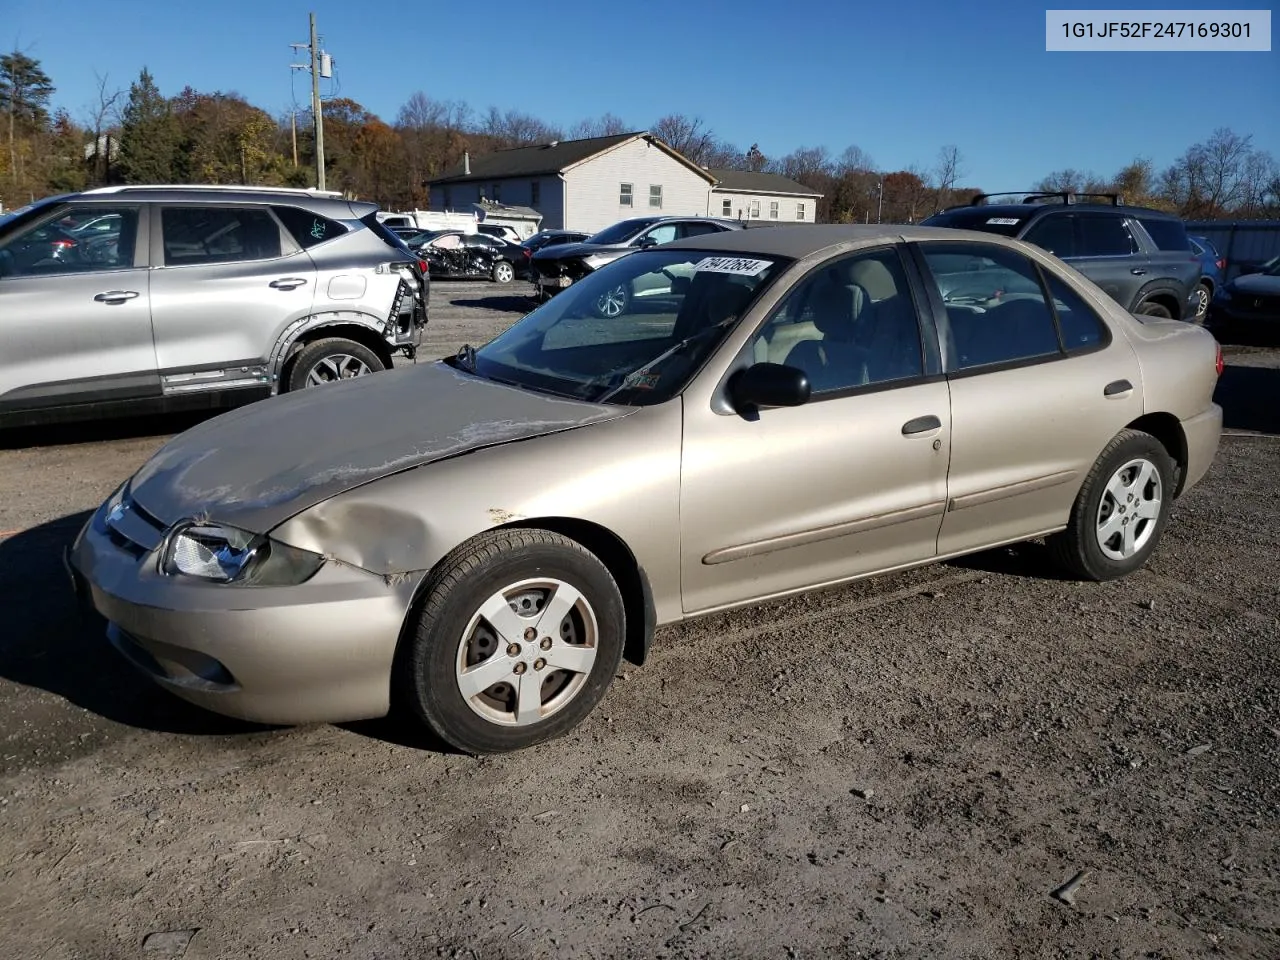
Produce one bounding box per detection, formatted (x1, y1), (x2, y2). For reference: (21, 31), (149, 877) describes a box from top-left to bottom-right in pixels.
(0, 282), (1277, 960)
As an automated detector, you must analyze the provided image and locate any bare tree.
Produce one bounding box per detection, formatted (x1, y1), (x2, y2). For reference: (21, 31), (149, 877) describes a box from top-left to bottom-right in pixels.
(932, 144), (964, 212)
(651, 114), (717, 165)
(567, 113), (628, 139)
(834, 144), (874, 175)
(744, 143), (768, 172)
(481, 107), (562, 147)
(84, 71), (122, 183)
(701, 139), (744, 169)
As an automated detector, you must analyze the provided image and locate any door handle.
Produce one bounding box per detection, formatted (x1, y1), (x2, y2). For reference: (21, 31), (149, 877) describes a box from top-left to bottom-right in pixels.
(1104, 379), (1133, 397)
(902, 415), (942, 436)
(269, 278), (308, 290)
(93, 290), (140, 304)
(1130, 268), (1147, 276)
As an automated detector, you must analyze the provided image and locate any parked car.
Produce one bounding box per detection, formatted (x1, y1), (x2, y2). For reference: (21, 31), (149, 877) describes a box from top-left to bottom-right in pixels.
(0, 185), (428, 428)
(477, 222), (523, 244)
(922, 193), (1201, 320)
(69, 223), (1223, 755)
(522, 229), (590, 254)
(530, 215), (743, 313)
(1209, 254), (1280, 342)
(414, 229), (532, 283)
(1189, 235), (1225, 322)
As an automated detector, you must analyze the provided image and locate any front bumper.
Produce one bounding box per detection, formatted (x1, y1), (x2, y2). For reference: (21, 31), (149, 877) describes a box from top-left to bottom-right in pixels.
(69, 503), (418, 725)
(1179, 403), (1223, 496)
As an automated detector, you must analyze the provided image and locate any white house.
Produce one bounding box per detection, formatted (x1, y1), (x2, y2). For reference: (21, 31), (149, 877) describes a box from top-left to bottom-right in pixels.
(427, 132), (717, 233)
(707, 170), (823, 223)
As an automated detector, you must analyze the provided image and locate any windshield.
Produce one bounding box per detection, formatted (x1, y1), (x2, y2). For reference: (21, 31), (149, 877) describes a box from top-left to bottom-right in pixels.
(584, 218), (660, 246)
(922, 209), (1030, 236)
(466, 248), (789, 405)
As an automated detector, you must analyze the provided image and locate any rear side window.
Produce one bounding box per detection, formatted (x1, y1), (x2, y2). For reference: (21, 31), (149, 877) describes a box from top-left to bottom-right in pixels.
(1042, 272), (1108, 352)
(161, 207), (283, 266)
(1137, 217), (1191, 251)
(272, 206), (347, 249)
(1076, 215), (1138, 257)
(360, 211), (415, 255)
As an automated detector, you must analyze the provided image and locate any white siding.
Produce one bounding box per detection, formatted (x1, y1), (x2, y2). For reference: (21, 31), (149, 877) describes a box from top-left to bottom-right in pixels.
(710, 190), (819, 223)
(430, 176), (566, 229)
(562, 139), (711, 233)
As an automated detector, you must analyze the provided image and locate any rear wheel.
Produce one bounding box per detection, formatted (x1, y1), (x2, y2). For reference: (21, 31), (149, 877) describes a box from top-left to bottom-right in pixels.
(1048, 429), (1174, 581)
(286, 337), (385, 391)
(492, 260), (515, 284)
(398, 529), (625, 754)
(1135, 300), (1174, 320)
(1192, 283), (1212, 324)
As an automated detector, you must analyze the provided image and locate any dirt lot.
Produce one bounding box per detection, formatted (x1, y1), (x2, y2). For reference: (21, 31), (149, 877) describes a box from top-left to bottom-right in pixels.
(1, 281), (1277, 960)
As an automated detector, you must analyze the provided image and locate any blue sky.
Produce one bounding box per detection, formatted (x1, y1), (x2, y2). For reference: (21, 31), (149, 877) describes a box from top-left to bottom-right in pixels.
(6, 0), (1277, 188)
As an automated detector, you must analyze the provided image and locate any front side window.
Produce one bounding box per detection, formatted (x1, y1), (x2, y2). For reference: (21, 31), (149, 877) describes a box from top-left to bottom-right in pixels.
(619, 183), (633, 207)
(918, 242), (1063, 370)
(639, 224), (678, 246)
(161, 207), (283, 266)
(750, 247), (924, 393)
(1023, 214), (1076, 258)
(649, 185), (663, 209)
(0, 204), (141, 277)
(469, 249), (787, 405)
(769, 201), (779, 219)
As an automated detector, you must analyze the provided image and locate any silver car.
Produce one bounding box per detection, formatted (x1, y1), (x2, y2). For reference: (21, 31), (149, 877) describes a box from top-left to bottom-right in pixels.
(0, 185), (426, 427)
(70, 225), (1223, 754)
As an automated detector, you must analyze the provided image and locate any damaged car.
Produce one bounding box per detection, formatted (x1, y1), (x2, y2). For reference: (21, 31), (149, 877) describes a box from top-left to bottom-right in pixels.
(71, 224), (1222, 755)
(413, 229), (532, 283)
(0, 185), (427, 427)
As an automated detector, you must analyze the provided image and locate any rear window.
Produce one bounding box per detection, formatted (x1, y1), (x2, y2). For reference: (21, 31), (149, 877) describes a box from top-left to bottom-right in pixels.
(921, 209), (1030, 237)
(272, 206), (348, 249)
(1138, 217), (1191, 251)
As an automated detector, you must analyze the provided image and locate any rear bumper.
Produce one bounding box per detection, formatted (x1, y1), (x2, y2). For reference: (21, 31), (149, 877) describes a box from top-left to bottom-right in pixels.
(1179, 403), (1223, 496)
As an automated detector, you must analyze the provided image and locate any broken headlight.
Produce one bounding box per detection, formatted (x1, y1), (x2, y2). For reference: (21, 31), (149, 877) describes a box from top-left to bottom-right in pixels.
(162, 522), (325, 586)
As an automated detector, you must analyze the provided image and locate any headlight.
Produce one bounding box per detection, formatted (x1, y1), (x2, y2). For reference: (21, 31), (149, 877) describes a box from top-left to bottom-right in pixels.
(162, 522), (325, 586)
(583, 254), (613, 270)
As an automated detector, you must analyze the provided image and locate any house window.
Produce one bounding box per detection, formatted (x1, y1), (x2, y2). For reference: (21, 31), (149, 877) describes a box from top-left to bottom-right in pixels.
(620, 183), (633, 206)
(649, 185), (663, 209)
(443, 187), (452, 209)
(721, 198), (732, 216)
(530, 180), (540, 207)
(769, 201), (779, 219)
(492, 183), (501, 203)
(796, 202), (806, 220)
(477, 186), (484, 202)
(749, 200), (760, 219)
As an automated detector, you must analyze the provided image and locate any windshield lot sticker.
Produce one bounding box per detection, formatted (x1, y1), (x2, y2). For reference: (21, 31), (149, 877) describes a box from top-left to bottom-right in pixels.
(985, 218), (1021, 225)
(693, 256), (772, 276)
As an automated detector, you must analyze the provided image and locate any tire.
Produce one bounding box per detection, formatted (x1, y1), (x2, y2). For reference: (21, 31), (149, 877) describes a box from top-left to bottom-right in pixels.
(593, 281), (630, 318)
(398, 529), (626, 754)
(1135, 300), (1174, 320)
(492, 260), (515, 284)
(1047, 429), (1174, 582)
(1191, 283), (1212, 324)
(286, 338), (385, 392)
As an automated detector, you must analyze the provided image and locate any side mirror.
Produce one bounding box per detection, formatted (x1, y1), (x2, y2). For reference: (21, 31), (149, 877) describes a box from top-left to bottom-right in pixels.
(638, 236), (659, 249)
(728, 363), (811, 411)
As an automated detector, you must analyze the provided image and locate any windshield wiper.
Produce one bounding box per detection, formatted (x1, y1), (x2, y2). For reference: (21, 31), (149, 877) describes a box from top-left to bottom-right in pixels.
(594, 317), (738, 404)
(454, 343), (477, 372)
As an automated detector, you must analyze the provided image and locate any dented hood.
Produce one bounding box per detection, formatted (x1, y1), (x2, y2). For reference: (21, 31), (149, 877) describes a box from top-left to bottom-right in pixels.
(127, 361), (629, 532)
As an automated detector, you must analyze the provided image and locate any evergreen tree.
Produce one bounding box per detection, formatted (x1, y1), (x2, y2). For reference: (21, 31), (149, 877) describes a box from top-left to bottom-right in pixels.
(118, 68), (179, 183)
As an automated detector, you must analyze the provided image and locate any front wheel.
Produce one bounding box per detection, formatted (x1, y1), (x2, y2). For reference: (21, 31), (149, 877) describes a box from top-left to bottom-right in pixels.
(594, 282), (630, 318)
(398, 529), (625, 754)
(1192, 283), (1212, 324)
(286, 337), (386, 391)
(1135, 300), (1174, 320)
(492, 260), (515, 284)
(1048, 429), (1174, 581)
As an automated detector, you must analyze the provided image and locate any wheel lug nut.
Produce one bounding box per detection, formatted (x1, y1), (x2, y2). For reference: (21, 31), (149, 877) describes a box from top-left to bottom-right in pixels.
(507, 643), (521, 657)
(524, 627), (536, 641)
(540, 637), (552, 650)
(534, 658), (547, 671)
(513, 662), (527, 675)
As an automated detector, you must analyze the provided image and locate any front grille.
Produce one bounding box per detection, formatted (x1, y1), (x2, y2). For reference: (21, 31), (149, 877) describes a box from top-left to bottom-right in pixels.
(104, 492), (168, 556)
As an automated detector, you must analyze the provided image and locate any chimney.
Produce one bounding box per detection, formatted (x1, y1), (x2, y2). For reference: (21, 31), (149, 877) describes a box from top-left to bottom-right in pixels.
(464, 151), (471, 176)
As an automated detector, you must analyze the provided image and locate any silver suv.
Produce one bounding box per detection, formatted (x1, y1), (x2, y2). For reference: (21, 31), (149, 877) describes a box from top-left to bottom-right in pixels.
(0, 185), (428, 427)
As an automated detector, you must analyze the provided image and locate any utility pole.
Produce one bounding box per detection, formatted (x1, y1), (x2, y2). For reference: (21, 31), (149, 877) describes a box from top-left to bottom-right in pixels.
(290, 13), (330, 190)
(876, 178), (884, 224)
(290, 111), (298, 167)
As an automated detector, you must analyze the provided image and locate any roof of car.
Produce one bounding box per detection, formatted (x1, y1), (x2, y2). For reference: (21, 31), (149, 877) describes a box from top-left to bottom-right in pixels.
(662, 223), (1029, 259)
(69, 185), (376, 219)
(933, 201), (1179, 220)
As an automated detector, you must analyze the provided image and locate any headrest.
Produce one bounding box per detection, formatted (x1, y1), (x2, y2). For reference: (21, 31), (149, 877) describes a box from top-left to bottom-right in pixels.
(849, 259), (898, 300)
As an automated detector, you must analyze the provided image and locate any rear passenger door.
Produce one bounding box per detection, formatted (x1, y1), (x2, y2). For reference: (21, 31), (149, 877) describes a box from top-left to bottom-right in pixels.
(1067, 212), (1144, 310)
(147, 204), (317, 393)
(912, 240), (1144, 556)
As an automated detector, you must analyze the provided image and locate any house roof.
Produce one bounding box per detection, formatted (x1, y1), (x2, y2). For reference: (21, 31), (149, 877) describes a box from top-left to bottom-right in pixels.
(430, 132), (716, 185)
(473, 200), (541, 221)
(707, 169), (823, 198)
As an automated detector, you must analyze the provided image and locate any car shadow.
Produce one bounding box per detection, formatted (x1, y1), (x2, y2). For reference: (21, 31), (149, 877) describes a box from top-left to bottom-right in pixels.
(448, 292), (537, 313)
(1214, 362), (1280, 434)
(944, 540), (1077, 580)
(0, 410), (221, 451)
(0, 512), (272, 736)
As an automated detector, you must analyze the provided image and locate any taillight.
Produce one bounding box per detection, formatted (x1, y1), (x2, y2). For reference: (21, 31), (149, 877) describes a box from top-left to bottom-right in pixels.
(52, 239), (76, 249)
(1216, 258), (1226, 271)
(523, 249), (532, 259)
(1214, 343), (1224, 377)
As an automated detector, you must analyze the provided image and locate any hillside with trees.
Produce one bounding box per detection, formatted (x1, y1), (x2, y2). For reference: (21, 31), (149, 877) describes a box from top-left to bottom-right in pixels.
(3, 54), (1278, 224)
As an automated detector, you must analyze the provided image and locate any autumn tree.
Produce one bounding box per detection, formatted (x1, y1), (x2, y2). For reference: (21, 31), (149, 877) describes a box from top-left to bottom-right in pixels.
(118, 68), (179, 183)
(932, 145), (964, 213)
